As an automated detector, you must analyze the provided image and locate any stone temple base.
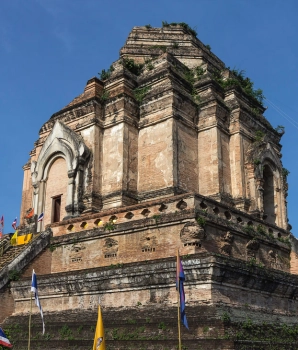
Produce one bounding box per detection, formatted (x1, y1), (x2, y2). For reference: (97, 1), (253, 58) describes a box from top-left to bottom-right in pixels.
(4, 253), (298, 349)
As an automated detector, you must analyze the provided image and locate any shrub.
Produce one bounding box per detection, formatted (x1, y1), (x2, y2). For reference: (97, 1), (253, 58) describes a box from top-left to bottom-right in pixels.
(8, 269), (21, 281)
(98, 65), (114, 80)
(221, 312), (231, 323)
(104, 221), (115, 232)
(133, 86), (151, 103)
(122, 58), (144, 75)
(196, 217), (206, 227)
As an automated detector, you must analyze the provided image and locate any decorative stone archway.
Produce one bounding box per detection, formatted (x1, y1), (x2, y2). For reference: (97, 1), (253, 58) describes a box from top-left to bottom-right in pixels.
(246, 138), (286, 228)
(31, 121), (90, 230)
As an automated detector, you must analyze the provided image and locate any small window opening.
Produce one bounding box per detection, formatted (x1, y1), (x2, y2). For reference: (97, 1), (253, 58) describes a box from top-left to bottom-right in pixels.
(80, 222), (88, 229)
(67, 224), (74, 231)
(94, 219), (102, 227)
(125, 212), (134, 219)
(159, 204), (168, 212)
(224, 211), (232, 220)
(183, 242), (201, 247)
(52, 195), (61, 223)
(141, 209), (150, 217)
(104, 253), (117, 258)
(142, 247), (155, 252)
(109, 215), (118, 223)
(200, 202), (208, 209)
(176, 200), (187, 210)
(213, 207), (219, 215)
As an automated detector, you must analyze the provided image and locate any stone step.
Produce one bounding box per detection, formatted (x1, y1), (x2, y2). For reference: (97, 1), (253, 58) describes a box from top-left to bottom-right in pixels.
(4, 338), (235, 350)
(3, 306), (298, 349)
(0, 234), (41, 270)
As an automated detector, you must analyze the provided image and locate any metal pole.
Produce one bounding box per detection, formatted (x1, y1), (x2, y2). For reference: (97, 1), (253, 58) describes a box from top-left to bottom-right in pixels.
(28, 292), (32, 350)
(177, 250), (182, 350)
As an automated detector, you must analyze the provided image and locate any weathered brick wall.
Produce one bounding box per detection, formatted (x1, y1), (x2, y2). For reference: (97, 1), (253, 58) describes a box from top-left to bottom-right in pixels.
(229, 132), (245, 199)
(21, 247), (52, 278)
(176, 120), (198, 192)
(198, 126), (220, 195)
(44, 157), (68, 226)
(20, 166), (33, 226)
(81, 124), (102, 205)
(50, 221), (186, 273)
(138, 119), (174, 194)
(220, 130), (231, 194)
(0, 285), (14, 324)
(47, 194), (290, 273)
(11, 255), (298, 316)
(102, 123), (124, 207)
(124, 124), (138, 195)
(290, 236), (298, 275)
(49, 220), (290, 275)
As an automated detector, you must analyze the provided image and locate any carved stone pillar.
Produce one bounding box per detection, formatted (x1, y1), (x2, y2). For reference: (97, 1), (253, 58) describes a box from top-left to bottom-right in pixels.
(36, 180), (46, 232)
(73, 161), (85, 216)
(256, 178), (264, 214)
(65, 170), (76, 219)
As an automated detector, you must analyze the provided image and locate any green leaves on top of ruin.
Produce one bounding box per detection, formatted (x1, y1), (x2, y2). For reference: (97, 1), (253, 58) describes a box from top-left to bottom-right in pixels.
(103, 221), (115, 232)
(122, 58), (144, 76)
(182, 64), (205, 86)
(133, 86), (151, 104)
(213, 68), (265, 106)
(282, 167), (290, 178)
(254, 130), (265, 142)
(99, 58), (146, 81)
(182, 64), (205, 107)
(161, 21), (198, 37)
(98, 65), (115, 80)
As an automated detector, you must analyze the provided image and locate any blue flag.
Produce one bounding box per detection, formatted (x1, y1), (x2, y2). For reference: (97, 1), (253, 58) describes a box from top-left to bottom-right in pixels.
(31, 269), (45, 334)
(176, 254), (189, 329)
(0, 327), (12, 348)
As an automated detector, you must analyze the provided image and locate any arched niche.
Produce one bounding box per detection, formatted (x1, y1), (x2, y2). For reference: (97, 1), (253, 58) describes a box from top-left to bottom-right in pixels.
(259, 155), (284, 227)
(43, 156), (68, 227)
(31, 121), (90, 230)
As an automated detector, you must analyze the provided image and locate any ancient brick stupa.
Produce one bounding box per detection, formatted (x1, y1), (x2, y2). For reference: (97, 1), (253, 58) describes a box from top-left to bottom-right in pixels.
(1, 23), (298, 349)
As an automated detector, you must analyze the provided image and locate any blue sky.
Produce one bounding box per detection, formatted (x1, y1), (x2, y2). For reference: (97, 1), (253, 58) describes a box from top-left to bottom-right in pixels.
(1, 0), (298, 235)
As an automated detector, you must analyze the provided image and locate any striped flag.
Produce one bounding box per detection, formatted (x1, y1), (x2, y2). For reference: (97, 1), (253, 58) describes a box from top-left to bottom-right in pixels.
(37, 212), (44, 222)
(12, 217), (17, 230)
(0, 327), (12, 348)
(31, 269), (45, 334)
(176, 253), (189, 329)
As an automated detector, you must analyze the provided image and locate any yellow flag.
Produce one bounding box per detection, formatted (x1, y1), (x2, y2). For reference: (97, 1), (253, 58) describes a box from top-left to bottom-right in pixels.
(10, 230), (18, 246)
(17, 233), (33, 245)
(93, 305), (106, 350)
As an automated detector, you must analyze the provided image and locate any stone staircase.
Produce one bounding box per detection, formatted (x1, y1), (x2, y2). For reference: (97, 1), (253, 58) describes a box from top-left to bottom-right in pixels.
(0, 229), (51, 290)
(0, 245), (26, 270)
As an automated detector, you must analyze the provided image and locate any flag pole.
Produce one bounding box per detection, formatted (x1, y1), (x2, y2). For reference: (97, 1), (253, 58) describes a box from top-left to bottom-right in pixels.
(177, 249), (182, 350)
(28, 292), (32, 350)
